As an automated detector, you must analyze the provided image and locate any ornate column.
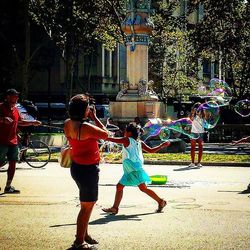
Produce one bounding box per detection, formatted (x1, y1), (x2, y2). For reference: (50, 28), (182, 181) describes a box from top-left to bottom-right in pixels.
(109, 0), (165, 122)
(117, 0), (158, 101)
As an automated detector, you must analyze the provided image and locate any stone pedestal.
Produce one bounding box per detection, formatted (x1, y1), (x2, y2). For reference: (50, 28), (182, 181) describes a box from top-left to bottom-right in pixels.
(109, 100), (165, 123)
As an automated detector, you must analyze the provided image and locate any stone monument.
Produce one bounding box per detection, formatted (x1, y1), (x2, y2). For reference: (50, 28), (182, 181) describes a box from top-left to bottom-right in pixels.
(109, 0), (165, 123)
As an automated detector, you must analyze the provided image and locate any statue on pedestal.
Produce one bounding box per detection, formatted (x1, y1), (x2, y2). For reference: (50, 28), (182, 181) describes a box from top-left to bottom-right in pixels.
(116, 0), (158, 101)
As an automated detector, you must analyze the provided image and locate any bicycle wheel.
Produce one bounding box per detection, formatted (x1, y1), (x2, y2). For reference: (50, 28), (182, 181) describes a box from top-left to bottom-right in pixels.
(24, 140), (51, 168)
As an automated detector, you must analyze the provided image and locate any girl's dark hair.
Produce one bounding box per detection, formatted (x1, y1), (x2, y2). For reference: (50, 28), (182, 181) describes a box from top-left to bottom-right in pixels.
(126, 122), (139, 140)
(68, 94), (89, 121)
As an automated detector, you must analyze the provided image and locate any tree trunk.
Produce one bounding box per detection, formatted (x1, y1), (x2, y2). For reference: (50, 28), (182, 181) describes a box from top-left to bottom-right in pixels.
(218, 46), (222, 80)
(21, 1), (30, 99)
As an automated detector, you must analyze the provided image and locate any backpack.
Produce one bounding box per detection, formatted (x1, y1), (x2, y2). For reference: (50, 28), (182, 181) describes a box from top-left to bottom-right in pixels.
(21, 100), (38, 119)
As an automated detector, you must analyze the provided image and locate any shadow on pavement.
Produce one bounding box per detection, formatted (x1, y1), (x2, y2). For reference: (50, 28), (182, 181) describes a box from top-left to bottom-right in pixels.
(49, 212), (156, 228)
(173, 166), (201, 171)
(89, 212), (156, 225)
(238, 189), (250, 194)
(50, 223), (76, 228)
(217, 190), (241, 193)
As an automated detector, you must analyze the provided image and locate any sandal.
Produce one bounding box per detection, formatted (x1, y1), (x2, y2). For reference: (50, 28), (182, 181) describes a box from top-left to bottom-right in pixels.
(156, 199), (167, 213)
(102, 207), (118, 215)
(85, 235), (99, 245)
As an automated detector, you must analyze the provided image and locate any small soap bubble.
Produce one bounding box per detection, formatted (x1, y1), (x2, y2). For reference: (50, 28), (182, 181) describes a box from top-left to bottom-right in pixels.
(234, 99), (250, 117)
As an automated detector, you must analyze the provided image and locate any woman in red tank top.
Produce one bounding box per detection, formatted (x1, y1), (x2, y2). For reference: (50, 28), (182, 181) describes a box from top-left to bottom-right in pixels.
(64, 94), (108, 249)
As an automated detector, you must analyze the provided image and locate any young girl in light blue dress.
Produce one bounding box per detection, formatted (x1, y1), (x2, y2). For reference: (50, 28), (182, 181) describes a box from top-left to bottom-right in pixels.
(102, 122), (170, 215)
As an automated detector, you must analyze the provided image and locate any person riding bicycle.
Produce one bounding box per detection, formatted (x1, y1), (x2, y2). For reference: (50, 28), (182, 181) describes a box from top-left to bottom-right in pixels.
(0, 89), (41, 194)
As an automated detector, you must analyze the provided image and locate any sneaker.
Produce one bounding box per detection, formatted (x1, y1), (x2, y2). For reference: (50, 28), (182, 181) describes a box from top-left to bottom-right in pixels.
(188, 163), (195, 168)
(4, 186), (20, 194)
(71, 242), (97, 249)
(197, 163), (203, 168)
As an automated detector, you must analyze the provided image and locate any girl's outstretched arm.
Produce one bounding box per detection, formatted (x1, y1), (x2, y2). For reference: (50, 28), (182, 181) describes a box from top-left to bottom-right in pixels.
(141, 141), (171, 153)
(105, 137), (130, 147)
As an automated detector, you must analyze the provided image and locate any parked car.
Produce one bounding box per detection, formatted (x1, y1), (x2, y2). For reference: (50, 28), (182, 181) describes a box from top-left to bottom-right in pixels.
(34, 102), (67, 133)
(95, 104), (110, 122)
(35, 102), (67, 120)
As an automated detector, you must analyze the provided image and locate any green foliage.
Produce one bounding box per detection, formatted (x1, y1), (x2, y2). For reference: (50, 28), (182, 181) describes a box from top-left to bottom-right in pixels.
(149, 0), (199, 99)
(188, 0), (250, 98)
(29, 0), (125, 99)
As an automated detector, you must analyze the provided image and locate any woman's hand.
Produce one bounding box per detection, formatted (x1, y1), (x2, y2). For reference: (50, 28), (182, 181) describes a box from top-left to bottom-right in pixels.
(87, 105), (97, 120)
(32, 120), (42, 126)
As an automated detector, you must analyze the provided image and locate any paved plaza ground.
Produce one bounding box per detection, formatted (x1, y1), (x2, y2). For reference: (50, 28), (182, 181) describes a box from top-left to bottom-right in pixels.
(0, 162), (250, 250)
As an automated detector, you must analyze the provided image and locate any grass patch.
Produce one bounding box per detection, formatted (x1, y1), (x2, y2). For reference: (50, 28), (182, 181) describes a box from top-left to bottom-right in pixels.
(50, 152), (250, 163)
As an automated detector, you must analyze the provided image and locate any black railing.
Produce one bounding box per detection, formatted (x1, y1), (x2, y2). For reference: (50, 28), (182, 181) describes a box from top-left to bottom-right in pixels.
(208, 124), (250, 143)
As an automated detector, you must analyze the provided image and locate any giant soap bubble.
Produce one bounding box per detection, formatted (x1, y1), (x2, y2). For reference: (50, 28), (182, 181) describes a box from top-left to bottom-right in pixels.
(207, 78), (232, 106)
(163, 118), (195, 139)
(198, 101), (220, 129)
(198, 78), (232, 106)
(143, 117), (199, 141)
(143, 118), (162, 141)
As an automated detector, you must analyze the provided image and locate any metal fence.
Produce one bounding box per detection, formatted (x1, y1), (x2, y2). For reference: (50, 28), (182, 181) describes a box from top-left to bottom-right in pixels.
(208, 124), (250, 143)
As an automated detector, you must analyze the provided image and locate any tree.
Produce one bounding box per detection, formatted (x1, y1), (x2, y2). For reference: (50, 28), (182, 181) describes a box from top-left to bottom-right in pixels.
(0, 0), (55, 99)
(188, 0), (250, 99)
(149, 0), (199, 101)
(29, 0), (125, 101)
(0, 0), (33, 98)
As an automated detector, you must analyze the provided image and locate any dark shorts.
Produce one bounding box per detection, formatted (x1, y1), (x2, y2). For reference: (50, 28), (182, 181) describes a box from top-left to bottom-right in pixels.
(70, 162), (100, 202)
(0, 144), (19, 163)
(191, 133), (204, 141)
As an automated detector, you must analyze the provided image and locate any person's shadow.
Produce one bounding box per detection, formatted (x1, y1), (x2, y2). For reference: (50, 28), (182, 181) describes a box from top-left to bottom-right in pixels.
(89, 211), (156, 225)
(238, 184), (250, 194)
(173, 166), (201, 171)
(50, 211), (156, 228)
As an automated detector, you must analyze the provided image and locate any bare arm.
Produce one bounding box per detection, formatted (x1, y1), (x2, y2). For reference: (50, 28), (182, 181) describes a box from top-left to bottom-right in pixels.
(87, 106), (107, 131)
(232, 136), (250, 145)
(105, 137), (129, 147)
(141, 140), (171, 153)
(81, 122), (109, 140)
(18, 120), (41, 126)
(64, 119), (108, 141)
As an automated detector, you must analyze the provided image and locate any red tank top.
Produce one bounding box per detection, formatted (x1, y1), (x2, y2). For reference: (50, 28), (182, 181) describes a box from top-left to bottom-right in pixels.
(69, 137), (100, 165)
(0, 103), (20, 145)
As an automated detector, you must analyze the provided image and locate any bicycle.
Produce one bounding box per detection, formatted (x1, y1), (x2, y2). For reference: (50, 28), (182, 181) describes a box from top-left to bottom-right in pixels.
(1, 133), (51, 169)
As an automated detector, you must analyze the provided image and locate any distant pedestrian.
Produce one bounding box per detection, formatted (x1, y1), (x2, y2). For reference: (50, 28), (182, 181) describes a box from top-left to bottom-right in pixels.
(188, 102), (206, 168)
(0, 89), (41, 193)
(102, 122), (170, 215)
